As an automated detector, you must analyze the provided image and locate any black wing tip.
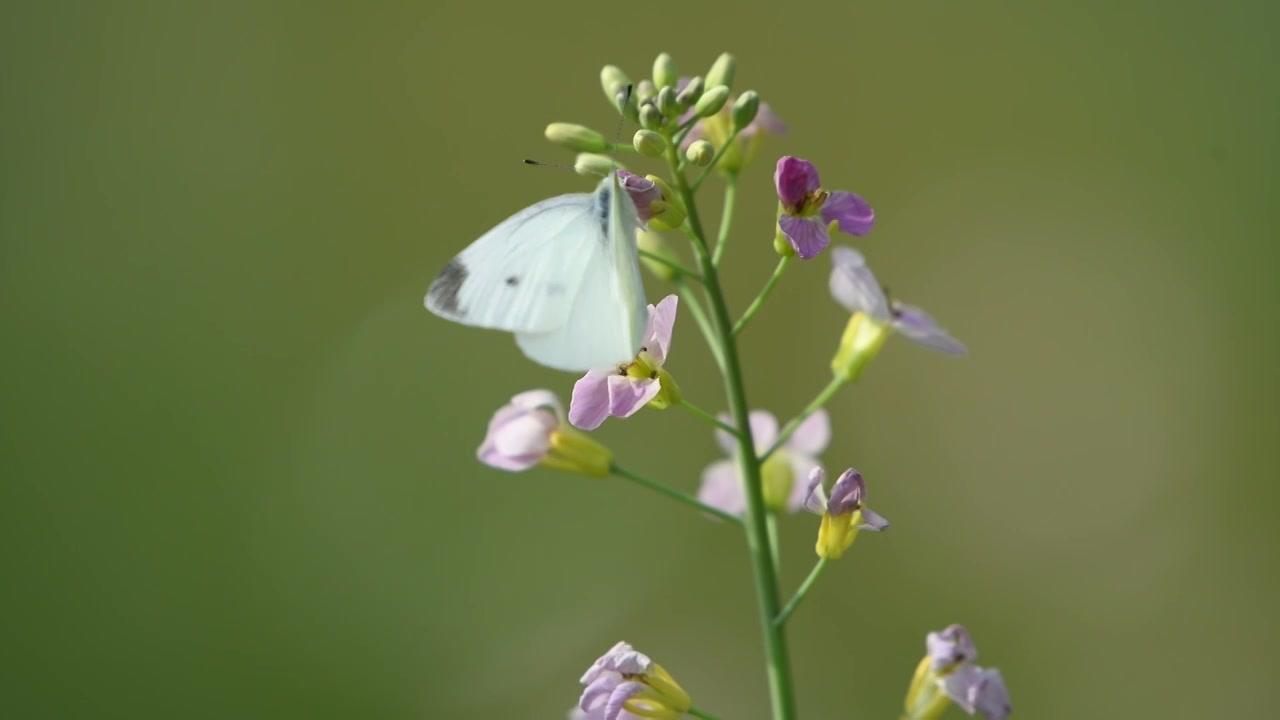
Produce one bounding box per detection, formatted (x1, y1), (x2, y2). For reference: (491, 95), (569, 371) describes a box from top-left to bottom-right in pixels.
(426, 259), (468, 316)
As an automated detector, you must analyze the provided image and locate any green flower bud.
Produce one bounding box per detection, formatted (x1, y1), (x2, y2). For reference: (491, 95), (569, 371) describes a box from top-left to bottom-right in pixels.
(705, 52), (736, 90)
(676, 76), (704, 108)
(657, 86), (680, 118)
(545, 122), (608, 153)
(633, 129), (667, 157)
(639, 103), (663, 131)
(574, 152), (621, 176)
(652, 52), (678, 90)
(694, 86), (730, 118)
(686, 140), (715, 166)
(600, 65), (631, 104)
(636, 79), (657, 104)
(731, 90), (760, 132)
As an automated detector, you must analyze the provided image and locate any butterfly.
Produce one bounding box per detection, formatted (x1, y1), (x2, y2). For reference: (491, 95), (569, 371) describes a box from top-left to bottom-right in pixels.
(424, 169), (649, 372)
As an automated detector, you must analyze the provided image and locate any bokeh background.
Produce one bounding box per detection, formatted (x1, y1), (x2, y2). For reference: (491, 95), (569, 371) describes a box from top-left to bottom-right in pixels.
(3, 1), (1277, 718)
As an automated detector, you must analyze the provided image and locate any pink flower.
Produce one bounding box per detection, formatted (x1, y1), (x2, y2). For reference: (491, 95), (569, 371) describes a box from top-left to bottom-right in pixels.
(569, 296), (680, 430)
(803, 466), (890, 559)
(478, 391), (612, 477)
(578, 642), (691, 720)
(696, 409), (830, 515)
(775, 156), (874, 259)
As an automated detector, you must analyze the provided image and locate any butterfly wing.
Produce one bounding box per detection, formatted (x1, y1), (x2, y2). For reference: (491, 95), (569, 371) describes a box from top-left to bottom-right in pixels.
(514, 173), (649, 371)
(425, 194), (598, 334)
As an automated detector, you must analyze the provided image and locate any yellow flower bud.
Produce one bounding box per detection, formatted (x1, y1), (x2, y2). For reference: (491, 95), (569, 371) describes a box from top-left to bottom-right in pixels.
(633, 129), (667, 157)
(545, 123), (607, 153)
(705, 52), (736, 90)
(694, 85), (730, 118)
(685, 140), (715, 167)
(652, 52), (678, 90)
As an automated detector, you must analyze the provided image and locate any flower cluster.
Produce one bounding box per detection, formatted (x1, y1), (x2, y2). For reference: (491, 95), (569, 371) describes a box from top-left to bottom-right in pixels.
(429, 50), (1009, 720)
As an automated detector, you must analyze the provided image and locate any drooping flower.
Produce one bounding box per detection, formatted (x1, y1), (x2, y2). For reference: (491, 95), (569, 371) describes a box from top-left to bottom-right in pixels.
(904, 625), (1013, 720)
(773, 156), (874, 259)
(681, 85), (785, 174)
(569, 296), (682, 430)
(578, 642), (692, 720)
(478, 390), (611, 476)
(696, 409), (830, 516)
(802, 466), (889, 559)
(617, 171), (686, 231)
(828, 245), (966, 380)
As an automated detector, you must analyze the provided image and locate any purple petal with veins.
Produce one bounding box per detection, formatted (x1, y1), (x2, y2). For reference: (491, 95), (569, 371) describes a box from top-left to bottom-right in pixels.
(821, 191), (875, 236)
(778, 215), (830, 259)
(892, 302), (967, 355)
(774, 156), (820, 209)
(826, 468), (866, 516)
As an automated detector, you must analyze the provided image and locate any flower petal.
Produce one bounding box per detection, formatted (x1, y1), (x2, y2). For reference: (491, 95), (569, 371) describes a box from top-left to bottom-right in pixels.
(787, 456), (821, 513)
(569, 371), (615, 430)
(643, 295), (679, 365)
(826, 468), (866, 516)
(698, 460), (745, 517)
(604, 681), (647, 720)
(511, 389), (564, 416)
(778, 215), (831, 260)
(749, 102), (787, 136)
(747, 410), (780, 454)
(802, 466), (828, 515)
(855, 506), (890, 532)
(821, 190), (875, 236)
(617, 170), (661, 224)
(941, 665), (1011, 720)
(714, 412), (737, 455)
(829, 246), (890, 320)
(927, 625), (978, 670)
(774, 156), (820, 209)
(607, 375), (661, 419)
(892, 302), (967, 355)
(786, 408), (830, 456)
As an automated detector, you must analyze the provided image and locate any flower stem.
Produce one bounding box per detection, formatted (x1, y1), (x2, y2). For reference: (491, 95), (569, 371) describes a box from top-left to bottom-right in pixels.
(773, 558), (829, 627)
(639, 250), (701, 282)
(712, 174), (737, 267)
(611, 463), (742, 526)
(692, 128), (743, 192)
(688, 708), (723, 720)
(673, 278), (725, 371)
(680, 400), (738, 436)
(732, 256), (791, 337)
(761, 376), (847, 462)
(663, 141), (797, 720)
(765, 511), (782, 573)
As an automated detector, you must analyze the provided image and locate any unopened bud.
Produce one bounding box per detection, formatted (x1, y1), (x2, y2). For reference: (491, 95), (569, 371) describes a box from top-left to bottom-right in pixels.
(705, 52), (736, 91)
(731, 90), (760, 132)
(633, 129), (667, 157)
(635, 79), (657, 104)
(600, 65), (631, 105)
(574, 152), (621, 176)
(676, 76), (704, 108)
(694, 86), (730, 118)
(652, 52), (678, 90)
(639, 103), (664, 131)
(657, 86), (680, 118)
(545, 123), (607, 153)
(686, 140), (715, 166)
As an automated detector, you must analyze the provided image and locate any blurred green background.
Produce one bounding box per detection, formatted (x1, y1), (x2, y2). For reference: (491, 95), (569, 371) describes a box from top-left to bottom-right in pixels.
(2, 1), (1276, 718)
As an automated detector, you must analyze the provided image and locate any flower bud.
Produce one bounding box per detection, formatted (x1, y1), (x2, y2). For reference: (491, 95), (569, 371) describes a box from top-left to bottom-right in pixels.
(694, 86), (730, 118)
(731, 90), (760, 133)
(685, 140), (715, 167)
(635, 79), (657, 104)
(830, 311), (891, 382)
(657, 86), (680, 118)
(647, 201), (686, 232)
(652, 52), (678, 90)
(639, 103), (664, 131)
(637, 230), (681, 281)
(545, 123), (607, 153)
(600, 65), (631, 105)
(574, 152), (621, 176)
(633, 129), (667, 157)
(676, 76), (704, 108)
(705, 52), (736, 90)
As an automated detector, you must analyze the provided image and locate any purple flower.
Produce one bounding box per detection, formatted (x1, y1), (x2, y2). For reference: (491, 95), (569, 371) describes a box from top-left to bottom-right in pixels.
(569, 295), (681, 430)
(478, 390), (612, 476)
(697, 409), (830, 515)
(830, 245), (967, 356)
(774, 156), (874, 259)
(617, 170), (661, 224)
(906, 625), (1012, 720)
(803, 467), (889, 559)
(578, 642), (691, 720)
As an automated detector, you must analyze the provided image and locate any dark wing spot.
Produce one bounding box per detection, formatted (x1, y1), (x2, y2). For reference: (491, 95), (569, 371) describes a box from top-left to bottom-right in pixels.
(505, 275), (519, 286)
(428, 260), (468, 315)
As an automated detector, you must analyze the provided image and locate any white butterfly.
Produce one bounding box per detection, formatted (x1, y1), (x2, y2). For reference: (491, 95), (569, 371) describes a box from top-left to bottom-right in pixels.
(424, 170), (649, 372)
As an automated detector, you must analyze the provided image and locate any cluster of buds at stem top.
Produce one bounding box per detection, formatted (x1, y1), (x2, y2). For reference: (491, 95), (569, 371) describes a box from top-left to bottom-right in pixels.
(903, 625), (1012, 720)
(597, 52), (738, 134)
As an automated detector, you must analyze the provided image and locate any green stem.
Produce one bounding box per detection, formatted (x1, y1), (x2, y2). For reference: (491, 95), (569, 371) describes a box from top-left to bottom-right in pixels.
(663, 141), (797, 720)
(732, 256), (791, 337)
(611, 463), (742, 526)
(639, 249), (701, 282)
(687, 708), (723, 720)
(761, 376), (848, 462)
(672, 278), (725, 371)
(712, 174), (737, 267)
(680, 401), (738, 436)
(774, 558), (830, 627)
(765, 511), (782, 574)
(692, 128), (743, 193)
